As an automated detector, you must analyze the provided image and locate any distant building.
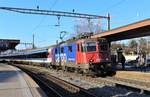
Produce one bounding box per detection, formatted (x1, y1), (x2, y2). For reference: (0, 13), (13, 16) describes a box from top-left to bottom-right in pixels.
(0, 39), (20, 52)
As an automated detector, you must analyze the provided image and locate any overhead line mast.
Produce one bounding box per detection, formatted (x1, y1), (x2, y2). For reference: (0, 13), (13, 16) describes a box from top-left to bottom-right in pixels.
(0, 6), (111, 48)
(0, 6), (111, 33)
(0, 7), (109, 19)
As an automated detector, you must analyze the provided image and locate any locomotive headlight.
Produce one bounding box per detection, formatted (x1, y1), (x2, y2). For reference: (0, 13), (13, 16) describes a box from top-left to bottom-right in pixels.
(89, 59), (94, 64)
(90, 59), (94, 62)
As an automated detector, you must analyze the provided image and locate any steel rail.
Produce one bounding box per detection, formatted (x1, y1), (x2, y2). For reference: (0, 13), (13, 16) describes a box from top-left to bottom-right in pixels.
(16, 65), (63, 97)
(15, 65), (98, 97)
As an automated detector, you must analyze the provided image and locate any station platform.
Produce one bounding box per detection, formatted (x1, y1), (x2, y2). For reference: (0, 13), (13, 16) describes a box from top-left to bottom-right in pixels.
(0, 63), (47, 97)
(115, 70), (150, 82)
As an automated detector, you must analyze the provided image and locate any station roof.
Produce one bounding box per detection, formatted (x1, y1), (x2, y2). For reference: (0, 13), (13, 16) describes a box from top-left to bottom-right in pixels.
(92, 18), (150, 42)
(0, 39), (20, 51)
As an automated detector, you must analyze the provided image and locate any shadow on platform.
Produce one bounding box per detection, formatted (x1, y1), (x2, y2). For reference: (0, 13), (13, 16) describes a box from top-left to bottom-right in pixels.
(0, 70), (20, 82)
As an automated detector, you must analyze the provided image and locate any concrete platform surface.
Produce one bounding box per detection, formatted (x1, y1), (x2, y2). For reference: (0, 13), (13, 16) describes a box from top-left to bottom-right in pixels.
(0, 63), (47, 97)
(115, 71), (150, 82)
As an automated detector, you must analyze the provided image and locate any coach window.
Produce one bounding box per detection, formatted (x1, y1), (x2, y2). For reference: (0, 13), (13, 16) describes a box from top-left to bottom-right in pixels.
(61, 47), (64, 53)
(68, 46), (72, 52)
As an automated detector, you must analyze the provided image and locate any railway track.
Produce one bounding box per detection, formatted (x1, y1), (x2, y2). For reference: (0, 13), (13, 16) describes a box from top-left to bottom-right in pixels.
(13, 64), (150, 97)
(62, 69), (150, 95)
(106, 77), (150, 94)
(14, 65), (98, 97)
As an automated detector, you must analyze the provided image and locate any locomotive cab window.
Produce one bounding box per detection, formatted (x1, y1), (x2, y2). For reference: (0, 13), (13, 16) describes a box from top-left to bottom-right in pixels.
(85, 42), (96, 52)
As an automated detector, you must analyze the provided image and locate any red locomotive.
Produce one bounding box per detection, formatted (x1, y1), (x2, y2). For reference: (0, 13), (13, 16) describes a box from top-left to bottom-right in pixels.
(48, 38), (115, 75)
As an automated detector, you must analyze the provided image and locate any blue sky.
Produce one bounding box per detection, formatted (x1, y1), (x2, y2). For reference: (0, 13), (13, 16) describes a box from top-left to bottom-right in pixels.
(0, 0), (150, 49)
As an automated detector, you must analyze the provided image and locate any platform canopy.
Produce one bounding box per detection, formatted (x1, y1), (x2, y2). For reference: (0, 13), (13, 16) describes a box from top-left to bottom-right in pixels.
(0, 39), (20, 52)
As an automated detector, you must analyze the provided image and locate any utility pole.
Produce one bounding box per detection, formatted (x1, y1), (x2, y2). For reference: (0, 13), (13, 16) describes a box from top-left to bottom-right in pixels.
(0, 6), (111, 34)
(32, 34), (35, 49)
(108, 13), (111, 31)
